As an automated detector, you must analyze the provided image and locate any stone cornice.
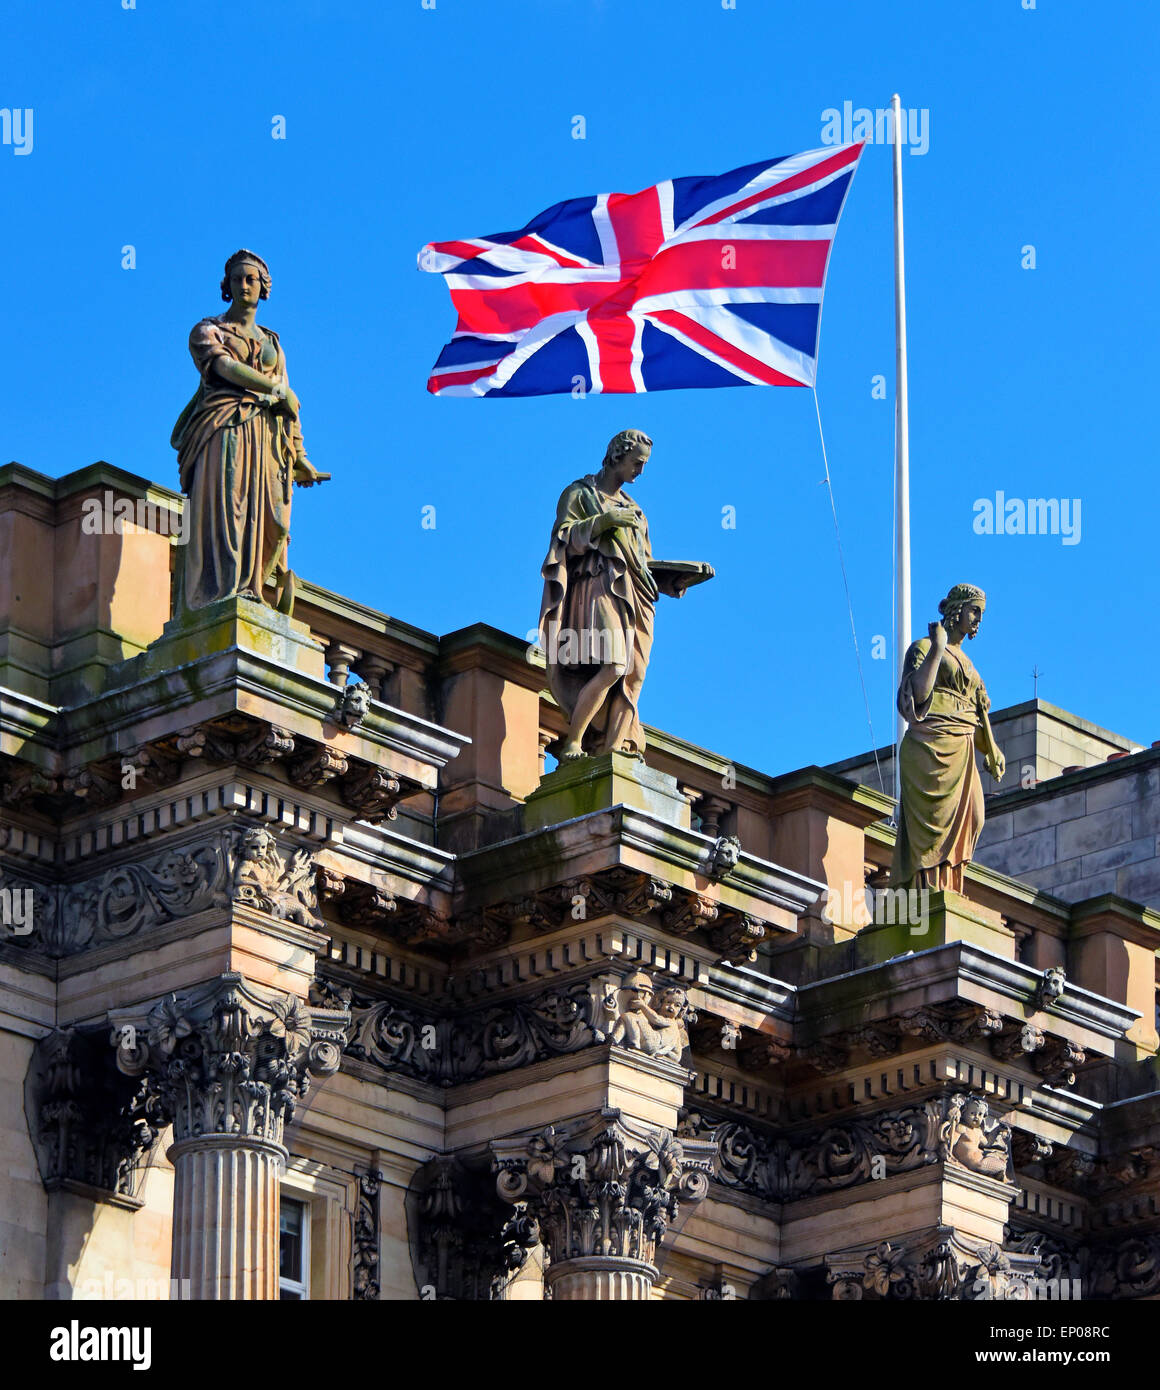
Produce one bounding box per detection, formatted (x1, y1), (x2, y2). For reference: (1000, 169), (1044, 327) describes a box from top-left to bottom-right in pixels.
(1067, 894), (1160, 949)
(797, 941), (1137, 1048)
(437, 623), (548, 690)
(0, 685), (58, 753)
(701, 961), (796, 1024)
(457, 805), (821, 923)
(987, 743), (1159, 812)
(295, 578), (440, 658)
(51, 657), (466, 783)
(763, 765), (895, 826)
(1, 459), (185, 503)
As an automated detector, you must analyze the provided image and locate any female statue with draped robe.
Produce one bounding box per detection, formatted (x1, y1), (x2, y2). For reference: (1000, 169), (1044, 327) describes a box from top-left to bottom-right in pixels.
(892, 583), (1005, 893)
(171, 250), (327, 617)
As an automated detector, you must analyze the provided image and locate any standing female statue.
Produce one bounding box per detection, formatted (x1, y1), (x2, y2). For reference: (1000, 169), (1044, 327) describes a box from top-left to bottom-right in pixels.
(892, 583), (1005, 893)
(171, 250), (327, 616)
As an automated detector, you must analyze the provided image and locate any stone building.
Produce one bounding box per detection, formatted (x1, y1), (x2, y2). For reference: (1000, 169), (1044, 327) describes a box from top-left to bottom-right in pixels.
(2, 459), (1159, 1301)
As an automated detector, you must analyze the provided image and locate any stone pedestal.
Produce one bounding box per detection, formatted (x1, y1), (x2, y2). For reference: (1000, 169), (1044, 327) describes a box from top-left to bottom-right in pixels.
(169, 1135), (285, 1300)
(853, 889), (1014, 967)
(106, 593), (327, 688)
(523, 750), (691, 831)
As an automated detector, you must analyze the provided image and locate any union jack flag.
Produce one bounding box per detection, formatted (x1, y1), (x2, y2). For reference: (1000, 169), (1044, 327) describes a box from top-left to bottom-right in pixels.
(419, 143), (862, 398)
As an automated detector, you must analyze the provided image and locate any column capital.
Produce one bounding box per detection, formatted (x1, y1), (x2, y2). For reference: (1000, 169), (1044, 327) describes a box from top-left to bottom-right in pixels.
(114, 971), (350, 1148)
(492, 1107), (715, 1295)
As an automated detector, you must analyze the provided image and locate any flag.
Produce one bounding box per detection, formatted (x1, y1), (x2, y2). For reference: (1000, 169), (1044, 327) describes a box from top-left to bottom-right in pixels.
(419, 143), (862, 398)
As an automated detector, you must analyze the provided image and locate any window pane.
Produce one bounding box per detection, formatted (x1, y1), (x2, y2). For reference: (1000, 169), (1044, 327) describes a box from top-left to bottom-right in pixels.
(280, 1200), (304, 1282)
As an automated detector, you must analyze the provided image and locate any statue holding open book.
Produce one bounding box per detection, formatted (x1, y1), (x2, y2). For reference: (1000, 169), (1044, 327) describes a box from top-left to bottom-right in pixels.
(538, 429), (713, 760)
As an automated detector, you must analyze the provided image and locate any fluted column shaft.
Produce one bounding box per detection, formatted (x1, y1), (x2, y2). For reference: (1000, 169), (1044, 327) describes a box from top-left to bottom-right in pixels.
(169, 1134), (286, 1300)
(547, 1256), (657, 1300)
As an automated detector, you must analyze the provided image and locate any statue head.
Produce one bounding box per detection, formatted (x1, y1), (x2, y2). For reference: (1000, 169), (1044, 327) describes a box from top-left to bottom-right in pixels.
(620, 970), (654, 1011)
(601, 429), (652, 483)
(938, 583), (986, 639)
(220, 249), (272, 303)
(961, 1096), (988, 1129)
(654, 985), (688, 1020)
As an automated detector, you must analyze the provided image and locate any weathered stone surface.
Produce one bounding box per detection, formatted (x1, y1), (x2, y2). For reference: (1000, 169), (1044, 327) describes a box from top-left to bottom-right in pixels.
(1057, 806), (1134, 861)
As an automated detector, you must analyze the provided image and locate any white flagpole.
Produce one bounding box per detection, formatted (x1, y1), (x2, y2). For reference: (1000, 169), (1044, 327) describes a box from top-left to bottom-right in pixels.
(891, 92), (911, 819)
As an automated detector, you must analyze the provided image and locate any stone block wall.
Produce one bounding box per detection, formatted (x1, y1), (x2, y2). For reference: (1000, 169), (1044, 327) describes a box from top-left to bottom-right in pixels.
(975, 753), (1160, 906)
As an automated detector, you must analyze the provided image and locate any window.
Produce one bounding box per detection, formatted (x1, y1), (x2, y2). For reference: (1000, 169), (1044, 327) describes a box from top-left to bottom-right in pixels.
(279, 1197), (309, 1300)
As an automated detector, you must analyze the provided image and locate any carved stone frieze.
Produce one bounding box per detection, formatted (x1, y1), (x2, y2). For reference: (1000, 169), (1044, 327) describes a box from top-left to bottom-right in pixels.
(1005, 1225), (1085, 1290)
(1088, 1233), (1160, 1300)
(676, 1098), (943, 1203)
(827, 1226), (1042, 1301)
(234, 825), (323, 928)
(2, 822), (325, 956)
(344, 972), (701, 1087)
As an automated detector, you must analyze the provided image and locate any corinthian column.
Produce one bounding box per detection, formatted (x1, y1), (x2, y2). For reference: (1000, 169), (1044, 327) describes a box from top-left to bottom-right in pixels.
(493, 1108), (714, 1301)
(116, 972), (349, 1300)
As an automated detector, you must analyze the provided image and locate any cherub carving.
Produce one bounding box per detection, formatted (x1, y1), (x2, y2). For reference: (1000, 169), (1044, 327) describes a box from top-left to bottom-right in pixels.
(602, 971), (693, 1062)
(941, 1093), (1012, 1179)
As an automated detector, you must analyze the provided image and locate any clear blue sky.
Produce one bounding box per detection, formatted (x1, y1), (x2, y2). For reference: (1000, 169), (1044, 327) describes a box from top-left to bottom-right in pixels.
(4, 0), (1157, 782)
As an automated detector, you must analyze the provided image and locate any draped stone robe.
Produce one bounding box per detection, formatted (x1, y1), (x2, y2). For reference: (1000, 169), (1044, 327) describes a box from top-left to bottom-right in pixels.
(171, 315), (305, 611)
(539, 474), (660, 756)
(892, 638), (991, 892)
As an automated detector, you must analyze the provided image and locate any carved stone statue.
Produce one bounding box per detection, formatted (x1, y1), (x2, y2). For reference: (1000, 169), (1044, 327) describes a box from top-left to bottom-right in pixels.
(602, 969), (692, 1061)
(171, 250), (328, 618)
(538, 430), (712, 760)
(892, 583), (1005, 893)
(940, 1093), (1012, 1179)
